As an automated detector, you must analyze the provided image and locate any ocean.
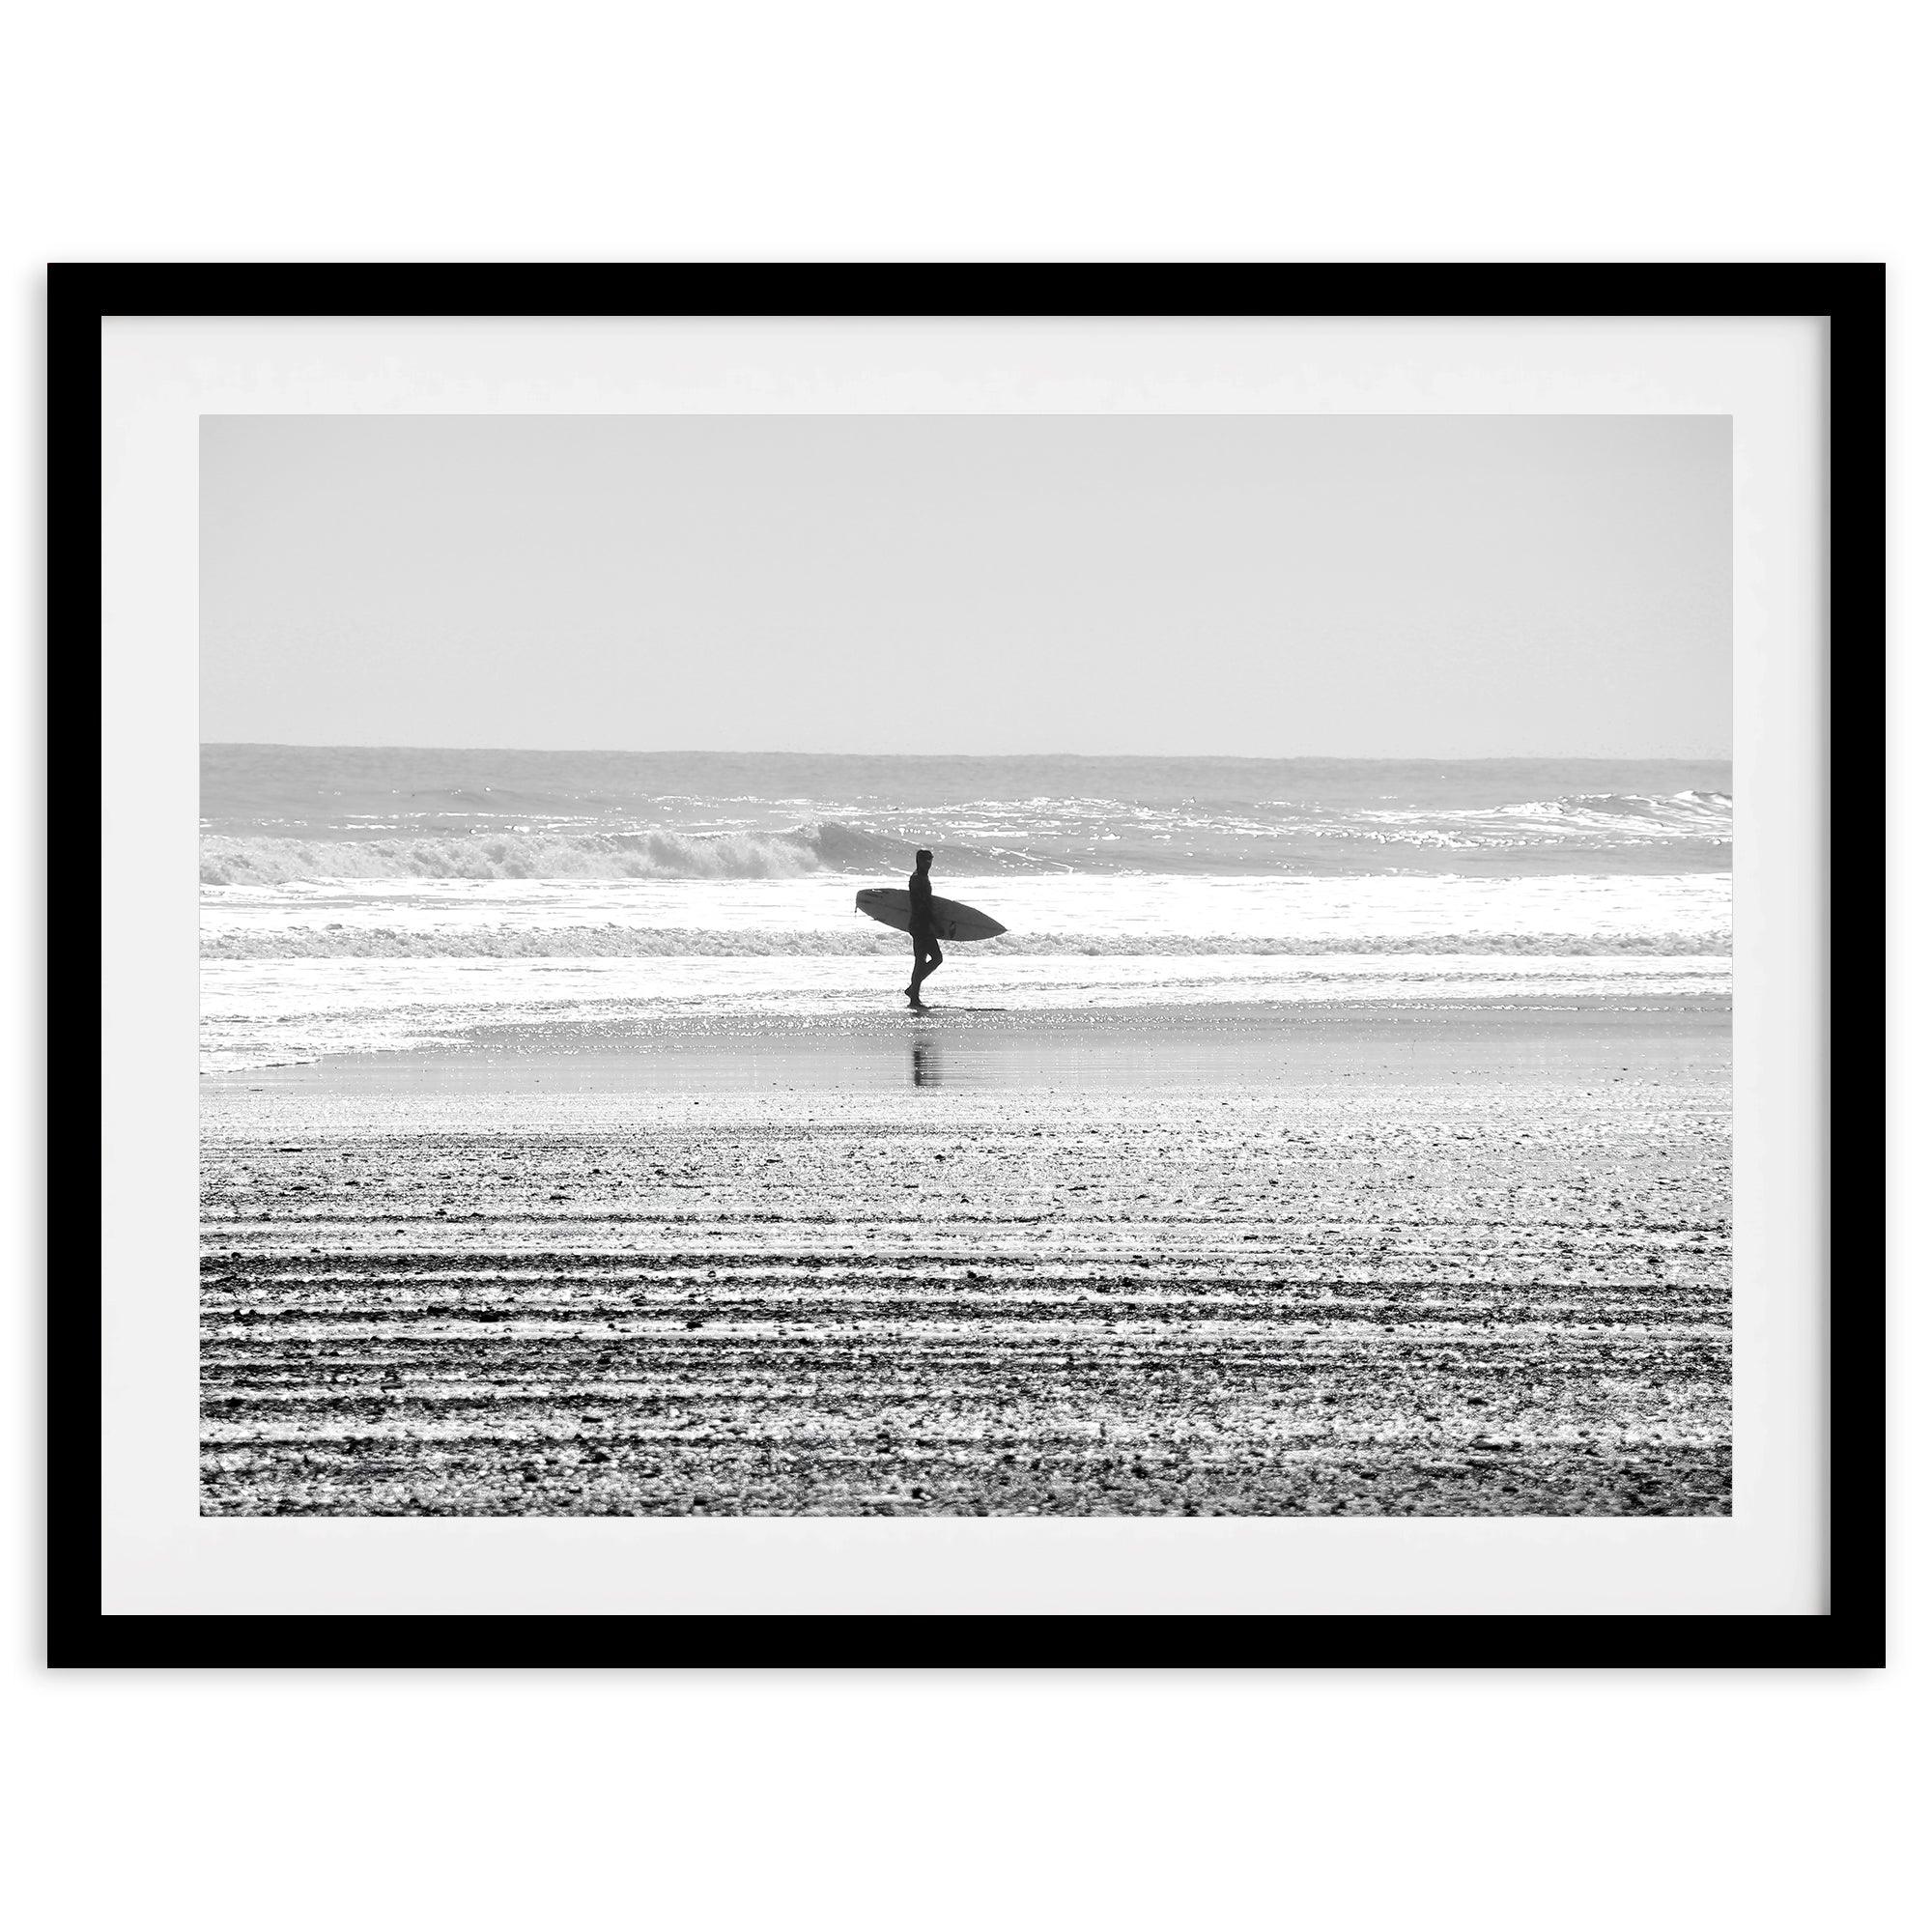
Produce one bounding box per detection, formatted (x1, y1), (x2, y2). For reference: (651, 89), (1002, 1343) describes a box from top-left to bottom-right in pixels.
(200, 747), (1732, 1071)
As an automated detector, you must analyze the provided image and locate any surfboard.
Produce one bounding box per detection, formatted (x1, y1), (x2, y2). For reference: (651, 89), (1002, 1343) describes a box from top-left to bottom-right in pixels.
(855, 888), (1008, 942)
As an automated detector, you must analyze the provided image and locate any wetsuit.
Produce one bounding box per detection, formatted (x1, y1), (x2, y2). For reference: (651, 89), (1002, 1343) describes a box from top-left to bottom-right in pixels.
(907, 867), (943, 1003)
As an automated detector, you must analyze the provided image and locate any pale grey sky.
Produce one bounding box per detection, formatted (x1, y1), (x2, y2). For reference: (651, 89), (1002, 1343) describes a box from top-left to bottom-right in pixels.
(201, 413), (1729, 756)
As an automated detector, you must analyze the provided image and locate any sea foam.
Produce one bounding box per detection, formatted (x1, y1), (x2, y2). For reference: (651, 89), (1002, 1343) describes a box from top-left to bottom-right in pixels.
(201, 924), (1733, 960)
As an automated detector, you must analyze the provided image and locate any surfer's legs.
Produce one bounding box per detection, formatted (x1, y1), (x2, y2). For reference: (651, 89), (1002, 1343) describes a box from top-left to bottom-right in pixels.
(907, 934), (943, 1003)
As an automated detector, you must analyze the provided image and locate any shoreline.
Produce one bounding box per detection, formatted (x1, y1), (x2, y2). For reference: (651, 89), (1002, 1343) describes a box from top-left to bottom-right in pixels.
(205, 994), (1731, 1095)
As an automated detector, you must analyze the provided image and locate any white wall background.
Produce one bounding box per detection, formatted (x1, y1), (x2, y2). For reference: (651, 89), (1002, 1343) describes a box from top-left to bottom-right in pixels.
(2, 4), (1920, 1928)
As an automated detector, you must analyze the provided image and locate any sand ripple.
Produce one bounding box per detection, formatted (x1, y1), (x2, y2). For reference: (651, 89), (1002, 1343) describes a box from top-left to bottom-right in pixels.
(201, 1069), (1730, 1516)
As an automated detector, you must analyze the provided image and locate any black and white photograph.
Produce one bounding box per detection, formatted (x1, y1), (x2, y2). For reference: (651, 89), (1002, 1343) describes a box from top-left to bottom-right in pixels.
(16, 0), (1910, 1909)
(197, 409), (1733, 1520)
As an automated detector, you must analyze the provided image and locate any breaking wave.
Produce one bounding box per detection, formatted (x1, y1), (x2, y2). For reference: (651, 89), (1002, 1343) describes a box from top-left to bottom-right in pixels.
(198, 792), (1732, 885)
(200, 824), (880, 886)
(1332, 790), (1732, 847)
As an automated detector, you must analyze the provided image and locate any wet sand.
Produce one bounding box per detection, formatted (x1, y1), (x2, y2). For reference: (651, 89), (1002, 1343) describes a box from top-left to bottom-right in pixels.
(200, 1000), (1731, 1516)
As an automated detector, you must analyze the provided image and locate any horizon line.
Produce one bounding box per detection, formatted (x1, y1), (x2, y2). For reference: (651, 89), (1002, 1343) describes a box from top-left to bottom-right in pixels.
(199, 742), (1735, 762)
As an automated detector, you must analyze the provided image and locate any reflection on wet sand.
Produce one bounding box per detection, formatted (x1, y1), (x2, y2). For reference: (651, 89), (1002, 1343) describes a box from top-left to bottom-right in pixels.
(910, 1037), (940, 1087)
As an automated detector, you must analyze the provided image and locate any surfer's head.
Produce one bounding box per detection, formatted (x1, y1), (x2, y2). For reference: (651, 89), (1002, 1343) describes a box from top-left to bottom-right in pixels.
(915, 848), (933, 871)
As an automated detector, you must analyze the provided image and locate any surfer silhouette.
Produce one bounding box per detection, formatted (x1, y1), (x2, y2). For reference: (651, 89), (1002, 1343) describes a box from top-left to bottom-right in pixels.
(905, 848), (943, 1009)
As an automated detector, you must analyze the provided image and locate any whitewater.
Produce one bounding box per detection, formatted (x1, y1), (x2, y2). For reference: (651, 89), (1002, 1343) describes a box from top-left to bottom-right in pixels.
(200, 748), (1732, 1070)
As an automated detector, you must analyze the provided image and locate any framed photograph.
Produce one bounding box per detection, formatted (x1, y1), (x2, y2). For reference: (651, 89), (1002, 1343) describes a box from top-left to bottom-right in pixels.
(59, 265), (1880, 1663)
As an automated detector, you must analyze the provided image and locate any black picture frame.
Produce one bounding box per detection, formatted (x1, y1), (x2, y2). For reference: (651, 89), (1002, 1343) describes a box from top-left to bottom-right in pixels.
(53, 263), (1883, 1666)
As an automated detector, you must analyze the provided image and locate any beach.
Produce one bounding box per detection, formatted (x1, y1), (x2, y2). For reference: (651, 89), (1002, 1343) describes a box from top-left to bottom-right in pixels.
(197, 747), (1732, 1516)
(200, 998), (1730, 1516)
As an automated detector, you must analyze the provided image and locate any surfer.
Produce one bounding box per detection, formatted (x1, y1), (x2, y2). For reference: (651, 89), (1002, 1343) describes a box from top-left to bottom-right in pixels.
(905, 848), (943, 1009)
